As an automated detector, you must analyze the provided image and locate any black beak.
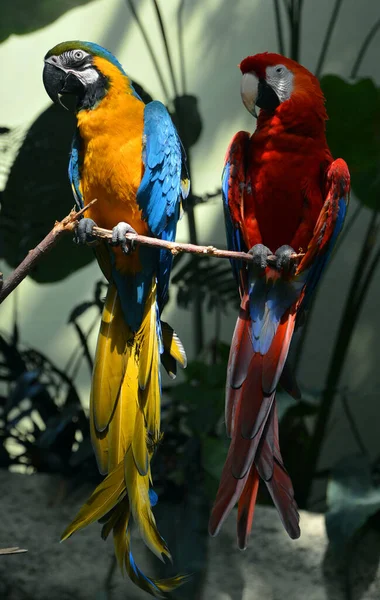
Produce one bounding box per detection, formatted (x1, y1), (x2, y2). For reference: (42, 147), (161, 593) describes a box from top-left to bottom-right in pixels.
(43, 62), (67, 107)
(256, 79), (280, 111)
(43, 60), (84, 109)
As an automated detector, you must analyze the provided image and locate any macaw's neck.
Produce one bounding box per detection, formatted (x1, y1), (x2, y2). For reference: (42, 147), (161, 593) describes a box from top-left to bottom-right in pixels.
(256, 96), (328, 143)
(76, 56), (144, 140)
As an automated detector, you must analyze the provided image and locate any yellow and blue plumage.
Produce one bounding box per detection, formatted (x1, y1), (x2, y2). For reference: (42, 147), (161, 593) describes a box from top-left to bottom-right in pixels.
(42, 41), (189, 597)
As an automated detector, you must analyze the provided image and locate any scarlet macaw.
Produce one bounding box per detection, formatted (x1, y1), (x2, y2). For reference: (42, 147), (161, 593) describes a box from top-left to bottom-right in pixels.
(209, 53), (350, 549)
(43, 41), (189, 597)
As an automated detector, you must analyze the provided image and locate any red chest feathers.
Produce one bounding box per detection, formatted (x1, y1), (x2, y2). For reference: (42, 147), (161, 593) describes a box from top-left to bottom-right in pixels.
(243, 131), (329, 253)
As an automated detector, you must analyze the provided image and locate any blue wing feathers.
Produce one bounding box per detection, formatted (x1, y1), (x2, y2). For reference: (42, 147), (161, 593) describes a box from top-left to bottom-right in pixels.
(299, 196), (346, 314)
(72, 98), (186, 331)
(249, 275), (304, 354)
(68, 129), (83, 209)
(136, 101), (186, 314)
(222, 161), (246, 284)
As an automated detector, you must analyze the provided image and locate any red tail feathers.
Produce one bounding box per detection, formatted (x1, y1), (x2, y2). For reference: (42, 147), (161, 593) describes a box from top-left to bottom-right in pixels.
(209, 294), (300, 545)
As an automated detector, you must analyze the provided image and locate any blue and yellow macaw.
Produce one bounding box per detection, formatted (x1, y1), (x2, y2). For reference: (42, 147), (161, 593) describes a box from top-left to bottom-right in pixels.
(43, 41), (189, 597)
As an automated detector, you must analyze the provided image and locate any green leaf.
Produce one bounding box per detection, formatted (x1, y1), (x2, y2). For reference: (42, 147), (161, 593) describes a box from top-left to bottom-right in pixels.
(0, 103), (94, 282)
(185, 359), (227, 389)
(0, 78), (155, 283)
(276, 391), (298, 421)
(326, 454), (380, 550)
(201, 436), (228, 480)
(171, 255), (238, 311)
(320, 75), (380, 211)
(171, 95), (203, 149)
(0, 0), (95, 43)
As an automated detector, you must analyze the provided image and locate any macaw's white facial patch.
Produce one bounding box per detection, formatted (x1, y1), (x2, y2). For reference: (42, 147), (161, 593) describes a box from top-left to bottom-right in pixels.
(241, 72), (259, 115)
(59, 49), (100, 86)
(265, 64), (294, 103)
(73, 66), (100, 86)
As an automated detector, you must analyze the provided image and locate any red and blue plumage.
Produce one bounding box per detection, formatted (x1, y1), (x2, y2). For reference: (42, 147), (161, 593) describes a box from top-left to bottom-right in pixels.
(209, 52), (350, 549)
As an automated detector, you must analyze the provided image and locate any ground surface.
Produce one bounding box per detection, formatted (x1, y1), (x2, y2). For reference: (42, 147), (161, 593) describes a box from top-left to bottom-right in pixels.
(0, 469), (379, 599)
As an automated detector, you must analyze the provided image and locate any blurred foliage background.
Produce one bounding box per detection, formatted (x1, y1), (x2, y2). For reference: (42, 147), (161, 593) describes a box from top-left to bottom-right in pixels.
(0, 0), (380, 598)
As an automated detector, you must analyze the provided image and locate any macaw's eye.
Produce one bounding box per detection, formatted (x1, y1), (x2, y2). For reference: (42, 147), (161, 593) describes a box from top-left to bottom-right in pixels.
(275, 66), (284, 74)
(74, 50), (85, 61)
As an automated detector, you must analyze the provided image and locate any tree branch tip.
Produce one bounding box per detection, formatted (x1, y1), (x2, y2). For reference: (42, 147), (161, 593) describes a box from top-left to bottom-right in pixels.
(0, 547), (28, 555)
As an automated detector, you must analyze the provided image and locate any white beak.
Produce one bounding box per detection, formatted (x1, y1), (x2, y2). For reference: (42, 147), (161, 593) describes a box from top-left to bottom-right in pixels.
(240, 72), (259, 116)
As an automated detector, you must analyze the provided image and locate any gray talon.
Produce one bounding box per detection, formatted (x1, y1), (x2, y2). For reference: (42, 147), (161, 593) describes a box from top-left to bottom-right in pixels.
(248, 244), (272, 270)
(111, 222), (137, 254)
(74, 217), (97, 245)
(275, 245), (297, 274)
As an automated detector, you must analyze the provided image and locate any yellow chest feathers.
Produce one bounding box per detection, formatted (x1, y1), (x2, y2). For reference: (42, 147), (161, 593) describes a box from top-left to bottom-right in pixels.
(76, 63), (147, 233)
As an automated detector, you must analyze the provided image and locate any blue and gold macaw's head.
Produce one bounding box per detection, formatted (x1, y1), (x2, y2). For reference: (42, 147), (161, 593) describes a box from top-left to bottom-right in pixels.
(43, 41), (139, 111)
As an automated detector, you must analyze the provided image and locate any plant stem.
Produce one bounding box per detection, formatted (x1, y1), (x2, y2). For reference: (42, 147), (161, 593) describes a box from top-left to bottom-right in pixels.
(287, 0), (303, 61)
(315, 0), (344, 78)
(0, 547), (27, 555)
(341, 391), (369, 458)
(184, 152), (204, 353)
(91, 224), (302, 263)
(152, 0), (179, 97)
(72, 322), (94, 377)
(293, 202), (362, 369)
(350, 245), (380, 314)
(273, 0), (285, 55)
(351, 18), (380, 78)
(298, 210), (379, 507)
(125, 0), (171, 102)
(177, 0), (187, 94)
(0, 200), (96, 305)
(66, 313), (99, 381)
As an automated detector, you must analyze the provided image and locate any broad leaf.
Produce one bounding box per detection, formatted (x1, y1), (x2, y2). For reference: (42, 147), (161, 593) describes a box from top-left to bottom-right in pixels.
(0, 78), (154, 283)
(321, 75), (380, 211)
(201, 436), (228, 480)
(0, 0), (95, 43)
(0, 103), (94, 282)
(326, 454), (380, 549)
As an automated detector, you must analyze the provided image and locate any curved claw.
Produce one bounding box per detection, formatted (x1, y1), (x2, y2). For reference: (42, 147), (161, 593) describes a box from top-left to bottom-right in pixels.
(248, 243), (272, 270)
(74, 217), (97, 245)
(111, 222), (138, 255)
(274, 245), (297, 275)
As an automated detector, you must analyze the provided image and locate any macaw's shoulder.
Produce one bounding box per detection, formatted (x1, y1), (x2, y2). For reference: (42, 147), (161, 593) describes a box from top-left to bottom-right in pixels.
(138, 101), (189, 236)
(294, 156), (350, 314)
(142, 101), (181, 162)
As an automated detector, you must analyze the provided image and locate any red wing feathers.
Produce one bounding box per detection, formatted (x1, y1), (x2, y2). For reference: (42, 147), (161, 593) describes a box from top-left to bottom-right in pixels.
(296, 158), (350, 275)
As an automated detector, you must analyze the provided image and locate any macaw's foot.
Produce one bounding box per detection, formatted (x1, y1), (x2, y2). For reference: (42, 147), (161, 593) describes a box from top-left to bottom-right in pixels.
(248, 244), (272, 270)
(74, 217), (97, 245)
(273, 245), (297, 275)
(111, 222), (138, 254)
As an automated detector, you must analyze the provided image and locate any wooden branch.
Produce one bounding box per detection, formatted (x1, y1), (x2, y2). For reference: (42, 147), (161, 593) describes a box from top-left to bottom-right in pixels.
(0, 200), (97, 305)
(92, 226), (303, 265)
(0, 547), (27, 555)
(0, 199), (303, 304)
(92, 225), (255, 261)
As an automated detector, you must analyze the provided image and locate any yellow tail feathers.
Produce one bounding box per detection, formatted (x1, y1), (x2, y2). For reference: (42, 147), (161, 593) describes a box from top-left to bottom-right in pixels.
(62, 280), (188, 597)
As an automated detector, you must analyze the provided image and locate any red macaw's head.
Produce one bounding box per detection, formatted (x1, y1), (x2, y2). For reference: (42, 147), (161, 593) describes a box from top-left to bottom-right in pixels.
(239, 52), (327, 129)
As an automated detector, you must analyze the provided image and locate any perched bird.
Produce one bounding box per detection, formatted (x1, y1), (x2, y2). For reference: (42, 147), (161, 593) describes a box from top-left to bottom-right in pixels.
(43, 41), (189, 597)
(209, 52), (350, 549)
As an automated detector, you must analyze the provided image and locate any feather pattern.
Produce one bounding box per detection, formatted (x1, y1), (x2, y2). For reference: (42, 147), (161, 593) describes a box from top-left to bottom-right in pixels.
(51, 41), (189, 597)
(209, 52), (350, 548)
(237, 464), (260, 549)
(222, 131), (250, 284)
(160, 320), (187, 378)
(137, 101), (190, 312)
(91, 284), (129, 435)
(68, 129), (83, 210)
